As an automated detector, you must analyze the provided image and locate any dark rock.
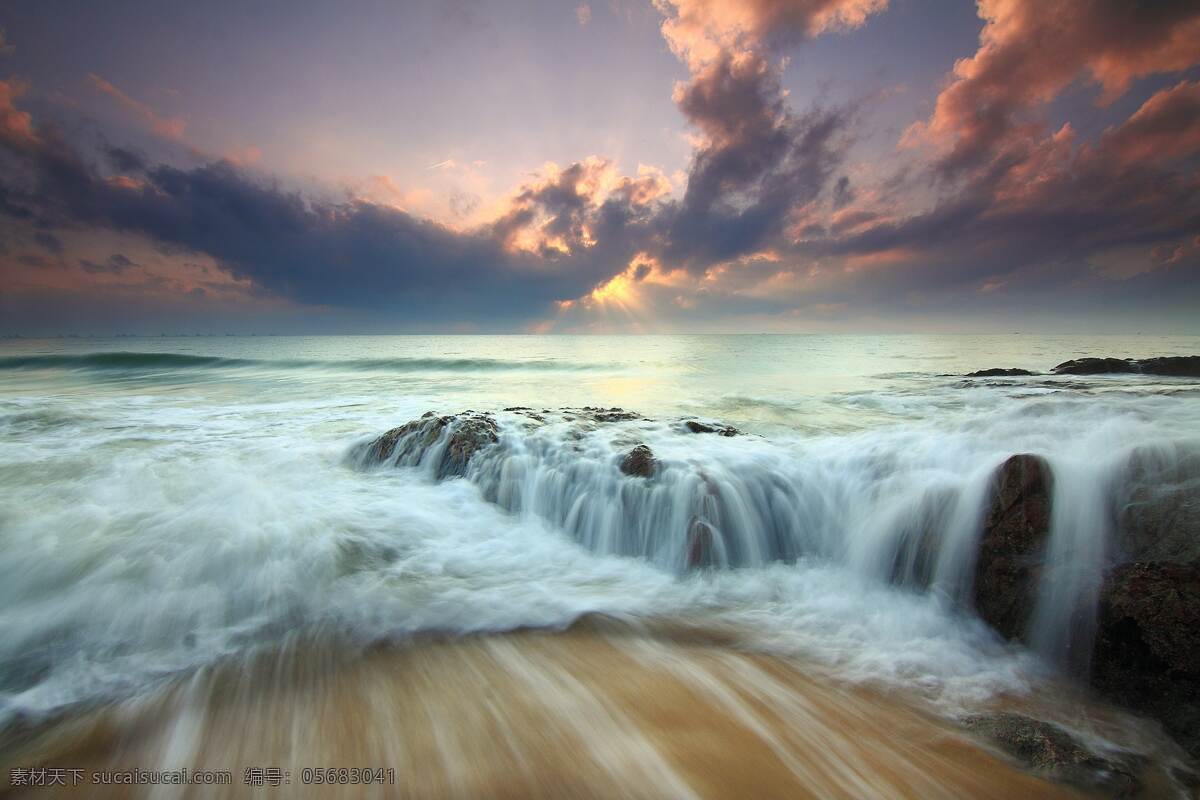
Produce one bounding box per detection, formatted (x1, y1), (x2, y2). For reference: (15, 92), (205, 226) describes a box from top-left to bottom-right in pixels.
(1093, 561), (1200, 760)
(972, 454), (1053, 641)
(685, 518), (716, 569)
(1139, 356), (1200, 377)
(684, 420), (739, 436)
(1051, 356), (1200, 377)
(962, 712), (1142, 796)
(619, 445), (657, 478)
(966, 368), (1036, 377)
(1052, 357), (1141, 375)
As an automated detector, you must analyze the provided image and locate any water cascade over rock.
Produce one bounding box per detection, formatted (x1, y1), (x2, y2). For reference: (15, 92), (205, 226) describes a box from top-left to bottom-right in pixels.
(354, 407), (1200, 757)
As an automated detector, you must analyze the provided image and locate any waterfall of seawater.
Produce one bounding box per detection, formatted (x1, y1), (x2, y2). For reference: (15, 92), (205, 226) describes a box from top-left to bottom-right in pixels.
(355, 410), (1193, 675)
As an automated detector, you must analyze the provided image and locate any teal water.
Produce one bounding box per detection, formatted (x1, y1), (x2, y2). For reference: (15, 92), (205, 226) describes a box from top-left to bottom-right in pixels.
(1, 334), (1198, 732)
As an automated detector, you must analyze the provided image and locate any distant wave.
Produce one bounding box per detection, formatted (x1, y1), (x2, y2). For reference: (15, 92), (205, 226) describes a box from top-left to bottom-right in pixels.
(0, 352), (609, 373)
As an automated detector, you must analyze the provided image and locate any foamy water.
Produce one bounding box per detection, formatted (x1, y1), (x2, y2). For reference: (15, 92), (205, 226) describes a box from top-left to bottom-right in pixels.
(1, 334), (1198, 752)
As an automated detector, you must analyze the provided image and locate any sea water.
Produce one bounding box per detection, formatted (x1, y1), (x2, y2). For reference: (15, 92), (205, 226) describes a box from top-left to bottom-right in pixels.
(1, 334), (1198, 730)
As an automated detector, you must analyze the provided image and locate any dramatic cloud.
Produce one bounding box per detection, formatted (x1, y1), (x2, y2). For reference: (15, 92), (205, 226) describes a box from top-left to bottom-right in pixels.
(2, 1), (1199, 332)
(907, 0), (1200, 176)
(0, 89), (673, 324)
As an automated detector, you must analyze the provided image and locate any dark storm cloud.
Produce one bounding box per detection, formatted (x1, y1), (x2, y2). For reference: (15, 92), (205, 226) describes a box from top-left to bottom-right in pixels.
(0, 100), (624, 320)
(659, 52), (852, 268)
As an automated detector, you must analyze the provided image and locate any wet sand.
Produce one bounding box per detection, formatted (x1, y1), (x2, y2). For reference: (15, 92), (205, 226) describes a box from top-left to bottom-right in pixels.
(2, 622), (1086, 799)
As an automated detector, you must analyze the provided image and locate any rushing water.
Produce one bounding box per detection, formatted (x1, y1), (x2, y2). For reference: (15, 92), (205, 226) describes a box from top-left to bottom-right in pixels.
(1, 333), (1198, 739)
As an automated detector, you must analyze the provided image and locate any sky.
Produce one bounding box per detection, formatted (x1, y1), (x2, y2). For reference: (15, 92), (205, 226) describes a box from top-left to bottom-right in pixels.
(0, 0), (1198, 335)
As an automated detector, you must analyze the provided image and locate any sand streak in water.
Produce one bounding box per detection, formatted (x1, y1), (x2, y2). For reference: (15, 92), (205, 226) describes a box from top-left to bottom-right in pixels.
(1, 622), (1082, 799)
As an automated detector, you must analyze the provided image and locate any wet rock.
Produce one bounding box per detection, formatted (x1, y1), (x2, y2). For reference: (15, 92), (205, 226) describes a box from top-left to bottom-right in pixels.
(684, 420), (739, 436)
(442, 415), (499, 477)
(363, 413), (449, 464)
(1093, 562), (1200, 760)
(1051, 356), (1200, 377)
(966, 368), (1036, 377)
(362, 412), (498, 479)
(619, 445), (657, 478)
(963, 712), (1143, 796)
(972, 454), (1053, 641)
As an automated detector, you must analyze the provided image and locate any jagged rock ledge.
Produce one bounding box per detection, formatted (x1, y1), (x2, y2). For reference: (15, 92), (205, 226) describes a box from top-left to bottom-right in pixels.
(356, 407), (744, 570)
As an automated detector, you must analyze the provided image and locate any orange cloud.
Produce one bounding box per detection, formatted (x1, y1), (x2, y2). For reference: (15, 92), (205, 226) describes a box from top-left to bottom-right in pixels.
(1098, 80), (1200, 168)
(656, 0), (888, 68)
(908, 0), (1200, 173)
(0, 79), (36, 148)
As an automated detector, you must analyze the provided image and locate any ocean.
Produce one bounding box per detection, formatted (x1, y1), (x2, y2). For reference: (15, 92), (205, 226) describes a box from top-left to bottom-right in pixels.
(2, 334), (1198, 796)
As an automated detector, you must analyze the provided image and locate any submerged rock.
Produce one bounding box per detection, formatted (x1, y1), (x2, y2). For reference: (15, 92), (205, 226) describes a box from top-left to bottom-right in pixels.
(1051, 356), (1200, 377)
(972, 454), (1053, 641)
(963, 712), (1142, 796)
(684, 419), (739, 436)
(685, 518), (715, 569)
(618, 445), (657, 478)
(966, 368), (1036, 377)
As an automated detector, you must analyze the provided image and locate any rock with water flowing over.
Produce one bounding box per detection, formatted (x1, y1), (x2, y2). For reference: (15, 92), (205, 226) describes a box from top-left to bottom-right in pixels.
(972, 454), (1053, 641)
(1090, 447), (1200, 759)
(970, 448), (1200, 759)
(361, 411), (498, 479)
(358, 408), (762, 572)
(962, 712), (1143, 796)
(618, 444), (657, 478)
(1051, 356), (1200, 377)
